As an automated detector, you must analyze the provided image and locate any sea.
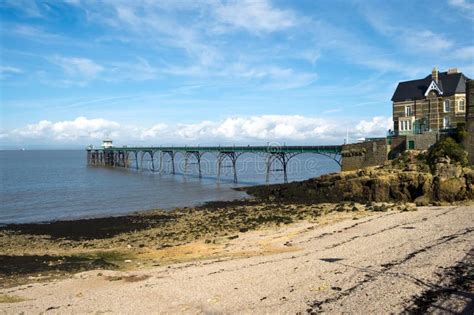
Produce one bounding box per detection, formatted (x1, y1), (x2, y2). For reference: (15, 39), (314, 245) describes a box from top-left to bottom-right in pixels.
(0, 150), (339, 224)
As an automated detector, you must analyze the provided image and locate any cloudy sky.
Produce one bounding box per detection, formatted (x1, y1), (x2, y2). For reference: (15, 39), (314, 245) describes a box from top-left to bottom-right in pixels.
(1, 0), (473, 148)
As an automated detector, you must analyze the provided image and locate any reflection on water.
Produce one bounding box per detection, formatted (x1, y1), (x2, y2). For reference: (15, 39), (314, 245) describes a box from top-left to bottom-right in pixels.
(0, 150), (339, 224)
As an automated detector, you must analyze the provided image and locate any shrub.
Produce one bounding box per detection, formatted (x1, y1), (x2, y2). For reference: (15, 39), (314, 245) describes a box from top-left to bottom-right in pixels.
(453, 122), (468, 144)
(427, 137), (468, 168)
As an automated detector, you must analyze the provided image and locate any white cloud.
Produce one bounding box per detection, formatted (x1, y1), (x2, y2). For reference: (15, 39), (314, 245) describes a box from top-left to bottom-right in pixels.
(60, 0), (307, 90)
(213, 0), (296, 33)
(448, 0), (474, 10)
(0, 66), (23, 79)
(10, 24), (63, 41)
(140, 124), (169, 139)
(454, 46), (474, 60)
(361, 6), (453, 53)
(51, 56), (104, 78)
(11, 117), (120, 141)
(4, 115), (392, 144)
(2, 0), (44, 17)
(0, 66), (23, 74)
(355, 116), (393, 135)
(402, 30), (453, 53)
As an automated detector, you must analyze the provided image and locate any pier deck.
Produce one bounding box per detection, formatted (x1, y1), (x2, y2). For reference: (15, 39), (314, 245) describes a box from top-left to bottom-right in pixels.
(87, 145), (343, 183)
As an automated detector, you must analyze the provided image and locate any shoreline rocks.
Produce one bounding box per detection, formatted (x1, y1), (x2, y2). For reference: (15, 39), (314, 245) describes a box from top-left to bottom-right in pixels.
(243, 152), (473, 205)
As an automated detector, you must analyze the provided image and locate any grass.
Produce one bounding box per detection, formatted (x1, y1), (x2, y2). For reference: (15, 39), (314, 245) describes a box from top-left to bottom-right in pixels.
(0, 294), (28, 303)
(75, 250), (133, 265)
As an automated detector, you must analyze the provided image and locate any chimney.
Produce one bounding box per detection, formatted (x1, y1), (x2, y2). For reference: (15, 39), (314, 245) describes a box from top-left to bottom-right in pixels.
(447, 68), (459, 74)
(432, 67), (438, 83)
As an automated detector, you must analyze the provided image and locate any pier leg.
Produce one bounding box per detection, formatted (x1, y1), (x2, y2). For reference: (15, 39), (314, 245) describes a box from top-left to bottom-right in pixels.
(266, 152), (297, 184)
(158, 151), (163, 173)
(266, 154), (274, 184)
(184, 152), (202, 178)
(282, 154), (288, 183)
(217, 154), (222, 183)
(171, 152), (175, 174)
(216, 152), (241, 184)
(151, 152), (155, 171)
(135, 151), (139, 169)
(184, 153), (189, 175)
(124, 152), (129, 168)
(232, 155), (237, 184)
(197, 153), (202, 178)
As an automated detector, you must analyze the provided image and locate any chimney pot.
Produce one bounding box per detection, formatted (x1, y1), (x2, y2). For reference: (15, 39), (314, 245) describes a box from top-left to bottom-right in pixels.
(447, 68), (459, 74)
(432, 67), (438, 83)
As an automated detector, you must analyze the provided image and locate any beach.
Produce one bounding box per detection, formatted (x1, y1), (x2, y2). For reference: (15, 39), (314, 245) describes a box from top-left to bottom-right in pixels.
(1, 202), (473, 313)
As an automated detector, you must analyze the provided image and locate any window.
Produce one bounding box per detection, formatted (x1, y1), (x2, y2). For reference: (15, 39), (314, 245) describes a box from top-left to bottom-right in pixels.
(459, 99), (465, 112)
(443, 116), (450, 129)
(405, 105), (412, 116)
(399, 120), (412, 131)
(444, 100), (450, 113)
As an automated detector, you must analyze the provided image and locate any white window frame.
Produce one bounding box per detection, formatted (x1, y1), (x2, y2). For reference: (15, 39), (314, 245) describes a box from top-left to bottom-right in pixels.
(443, 116), (450, 129)
(405, 105), (412, 117)
(458, 99), (465, 112)
(399, 120), (412, 131)
(444, 99), (450, 113)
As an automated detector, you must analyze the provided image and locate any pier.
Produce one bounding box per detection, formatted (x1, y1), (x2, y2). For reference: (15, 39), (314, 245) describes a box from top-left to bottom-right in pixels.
(86, 145), (343, 184)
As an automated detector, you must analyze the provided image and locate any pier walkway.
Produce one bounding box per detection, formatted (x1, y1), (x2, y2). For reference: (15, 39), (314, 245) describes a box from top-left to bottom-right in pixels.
(87, 145), (342, 183)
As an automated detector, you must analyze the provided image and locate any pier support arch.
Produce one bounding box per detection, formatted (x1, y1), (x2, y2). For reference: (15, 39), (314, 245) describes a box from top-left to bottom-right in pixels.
(184, 151), (204, 178)
(217, 152), (243, 184)
(160, 150), (176, 174)
(265, 152), (300, 184)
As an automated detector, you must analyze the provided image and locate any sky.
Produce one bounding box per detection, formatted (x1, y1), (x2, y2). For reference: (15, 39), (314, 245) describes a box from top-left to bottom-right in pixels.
(0, 0), (473, 149)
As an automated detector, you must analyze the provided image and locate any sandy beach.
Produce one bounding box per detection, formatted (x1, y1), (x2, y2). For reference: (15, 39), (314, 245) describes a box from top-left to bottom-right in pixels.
(1, 203), (472, 314)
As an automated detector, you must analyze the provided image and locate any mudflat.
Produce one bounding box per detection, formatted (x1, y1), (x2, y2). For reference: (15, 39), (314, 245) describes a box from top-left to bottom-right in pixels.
(1, 204), (472, 314)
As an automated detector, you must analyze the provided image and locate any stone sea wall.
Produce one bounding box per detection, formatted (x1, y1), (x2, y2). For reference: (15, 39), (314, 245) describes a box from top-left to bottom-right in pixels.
(341, 139), (389, 172)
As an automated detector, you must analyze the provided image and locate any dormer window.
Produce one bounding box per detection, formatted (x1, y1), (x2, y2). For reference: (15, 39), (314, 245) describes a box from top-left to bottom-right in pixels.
(458, 99), (465, 112)
(444, 100), (450, 113)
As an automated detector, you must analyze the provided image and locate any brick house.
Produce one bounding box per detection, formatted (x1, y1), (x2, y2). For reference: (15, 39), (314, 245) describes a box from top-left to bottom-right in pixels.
(391, 68), (470, 136)
(466, 80), (474, 164)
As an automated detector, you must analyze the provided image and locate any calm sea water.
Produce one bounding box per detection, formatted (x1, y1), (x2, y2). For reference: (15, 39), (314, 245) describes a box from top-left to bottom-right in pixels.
(0, 150), (339, 224)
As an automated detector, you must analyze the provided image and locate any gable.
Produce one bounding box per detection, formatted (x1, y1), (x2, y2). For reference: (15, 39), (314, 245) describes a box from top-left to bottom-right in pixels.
(424, 80), (443, 96)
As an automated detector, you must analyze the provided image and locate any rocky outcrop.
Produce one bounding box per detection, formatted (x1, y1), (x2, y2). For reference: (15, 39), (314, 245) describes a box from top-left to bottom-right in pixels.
(244, 153), (474, 205)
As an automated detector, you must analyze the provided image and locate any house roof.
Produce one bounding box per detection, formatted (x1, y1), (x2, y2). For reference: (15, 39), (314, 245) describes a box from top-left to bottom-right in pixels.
(391, 71), (470, 102)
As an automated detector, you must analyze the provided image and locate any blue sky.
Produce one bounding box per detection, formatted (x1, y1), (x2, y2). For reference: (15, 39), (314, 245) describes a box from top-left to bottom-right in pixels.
(1, 0), (473, 148)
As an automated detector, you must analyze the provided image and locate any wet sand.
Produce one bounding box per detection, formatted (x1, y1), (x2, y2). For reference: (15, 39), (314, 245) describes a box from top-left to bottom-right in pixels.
(1, 203), (473, 313)
(1, 200), (395, 287)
